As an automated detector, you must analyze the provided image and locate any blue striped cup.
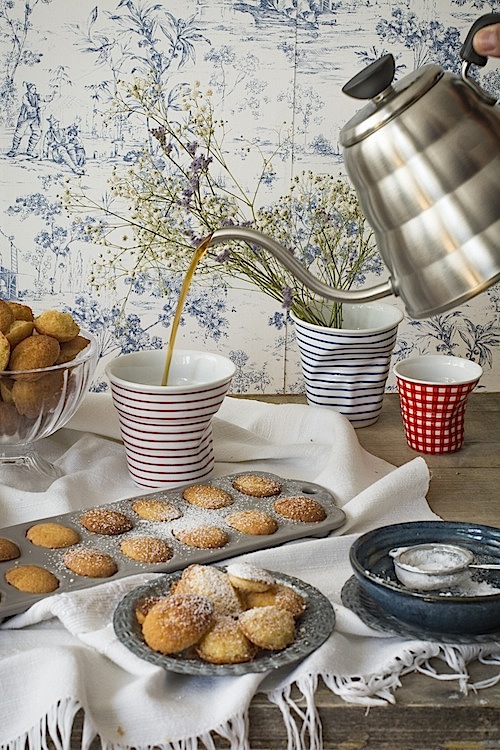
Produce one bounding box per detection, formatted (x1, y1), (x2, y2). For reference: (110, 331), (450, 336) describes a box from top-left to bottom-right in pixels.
(291, 302), (403, 428)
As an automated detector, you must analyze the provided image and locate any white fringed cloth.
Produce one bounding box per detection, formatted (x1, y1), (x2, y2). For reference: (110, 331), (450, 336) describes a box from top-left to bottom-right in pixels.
(0, 395), (499, 750)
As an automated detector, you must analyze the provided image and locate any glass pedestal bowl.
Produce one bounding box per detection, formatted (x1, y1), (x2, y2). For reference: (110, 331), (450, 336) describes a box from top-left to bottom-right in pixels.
(0, 331), (97, 489)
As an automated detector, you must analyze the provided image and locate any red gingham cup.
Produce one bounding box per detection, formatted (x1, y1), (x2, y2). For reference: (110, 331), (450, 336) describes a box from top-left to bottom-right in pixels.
(106, 349), (235, 488)
(393, 355), (482, 455)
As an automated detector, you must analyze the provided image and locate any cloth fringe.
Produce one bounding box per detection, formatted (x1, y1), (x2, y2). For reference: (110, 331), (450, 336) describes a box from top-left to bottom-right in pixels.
(268, 674), (322, 750)
(323, 643), (500, 707)
(1, 699), (83, 750)
(3, 645), (499, 750)
(0, 701), (250, 750)
(97, 713), (250, 750)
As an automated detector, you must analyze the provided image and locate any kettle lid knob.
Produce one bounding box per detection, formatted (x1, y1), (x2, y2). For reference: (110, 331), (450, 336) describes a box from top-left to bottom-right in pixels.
(342, 54), (396, 100)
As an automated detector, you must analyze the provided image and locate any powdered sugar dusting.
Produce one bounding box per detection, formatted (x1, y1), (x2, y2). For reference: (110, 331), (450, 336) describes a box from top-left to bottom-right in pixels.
(0, 471), (344, 620)
(370, 570), (500, 598)
(226, 562), (275, 585)
(176, 564), (243, 616)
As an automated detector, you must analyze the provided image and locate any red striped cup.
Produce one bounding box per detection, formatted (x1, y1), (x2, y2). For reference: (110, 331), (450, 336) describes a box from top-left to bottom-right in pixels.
(393, 355), (482, 454)
(106, 349), (235, 488)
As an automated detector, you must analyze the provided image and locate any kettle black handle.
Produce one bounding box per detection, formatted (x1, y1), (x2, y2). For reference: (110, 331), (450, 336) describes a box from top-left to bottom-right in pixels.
(342, 54), (396, 100)
(460, 13), (500, 67)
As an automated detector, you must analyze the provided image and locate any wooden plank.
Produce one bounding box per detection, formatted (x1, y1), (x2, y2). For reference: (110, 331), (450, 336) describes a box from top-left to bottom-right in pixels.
(66, 672), (500, 750)
(354, 393), (500, 471)
(354, 394), (500, 527)
(425, 467), (500, 525)
(240, 667), (500, 750)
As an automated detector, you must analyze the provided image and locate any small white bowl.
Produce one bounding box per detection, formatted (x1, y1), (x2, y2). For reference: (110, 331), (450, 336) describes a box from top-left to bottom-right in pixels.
(390, 543), (474, 591)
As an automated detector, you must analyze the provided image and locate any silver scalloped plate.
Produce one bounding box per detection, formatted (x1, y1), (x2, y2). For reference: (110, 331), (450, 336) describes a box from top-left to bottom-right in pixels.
(114, 569), (335, 675)
(341, 576), (500, 645)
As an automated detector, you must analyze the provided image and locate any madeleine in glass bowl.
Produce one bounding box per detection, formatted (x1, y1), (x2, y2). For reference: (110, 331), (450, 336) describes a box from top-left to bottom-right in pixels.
(0, 300), (97, 485)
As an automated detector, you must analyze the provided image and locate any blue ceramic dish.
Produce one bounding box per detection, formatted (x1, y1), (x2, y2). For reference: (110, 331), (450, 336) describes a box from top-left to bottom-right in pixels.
(349, 521), (500, 635)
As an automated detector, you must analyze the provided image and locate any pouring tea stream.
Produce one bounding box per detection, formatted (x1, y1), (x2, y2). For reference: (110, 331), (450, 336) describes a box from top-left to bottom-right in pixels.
(162, 236), (211, 385)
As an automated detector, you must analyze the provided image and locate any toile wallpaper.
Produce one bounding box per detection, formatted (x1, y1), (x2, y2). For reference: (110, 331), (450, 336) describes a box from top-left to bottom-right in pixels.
(1, 0), (499, 396)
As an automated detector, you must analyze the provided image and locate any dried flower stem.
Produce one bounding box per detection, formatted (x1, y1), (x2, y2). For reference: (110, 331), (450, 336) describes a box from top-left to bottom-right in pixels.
(65, 79), (382, 328)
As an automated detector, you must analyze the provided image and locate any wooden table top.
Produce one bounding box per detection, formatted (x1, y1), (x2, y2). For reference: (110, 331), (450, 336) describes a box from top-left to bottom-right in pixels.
(71, 393), (500, 750)
(237, 392), (500, 750)
(252, 392), (499, 527)
(354, 392), (499, 527)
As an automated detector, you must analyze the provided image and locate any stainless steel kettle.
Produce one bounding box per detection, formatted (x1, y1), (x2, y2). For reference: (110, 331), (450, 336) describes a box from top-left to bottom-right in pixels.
(207, 13), (500, 318)
(339, 12), (500, 318)
(208, 15), (500, 320)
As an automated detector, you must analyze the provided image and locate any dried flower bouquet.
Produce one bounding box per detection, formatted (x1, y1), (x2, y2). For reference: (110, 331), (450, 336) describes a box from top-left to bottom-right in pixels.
(65, 79), (383, 328)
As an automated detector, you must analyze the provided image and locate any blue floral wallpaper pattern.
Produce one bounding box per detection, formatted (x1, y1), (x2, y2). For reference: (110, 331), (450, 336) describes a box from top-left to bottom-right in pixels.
(1, 0), (499, 394)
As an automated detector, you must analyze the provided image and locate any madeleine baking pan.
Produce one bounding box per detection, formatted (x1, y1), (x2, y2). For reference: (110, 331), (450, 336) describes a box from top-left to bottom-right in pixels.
(0, 472), (345, 620)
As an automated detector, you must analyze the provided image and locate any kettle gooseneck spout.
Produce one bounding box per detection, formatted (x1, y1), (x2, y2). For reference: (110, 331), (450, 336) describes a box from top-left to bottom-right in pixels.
(207, 226), (394, 305)
(207, 16), (500, 319)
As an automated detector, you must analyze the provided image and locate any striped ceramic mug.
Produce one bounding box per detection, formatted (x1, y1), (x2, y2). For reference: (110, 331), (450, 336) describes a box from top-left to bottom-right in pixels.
(106, 349), (235, 488)
(291, 302), (403, 428)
